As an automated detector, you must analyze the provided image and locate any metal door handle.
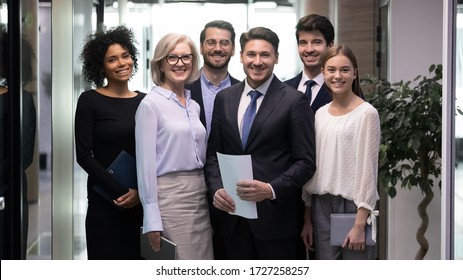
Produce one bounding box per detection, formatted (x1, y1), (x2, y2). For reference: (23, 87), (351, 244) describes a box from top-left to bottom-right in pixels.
(0, 196), (4, 210)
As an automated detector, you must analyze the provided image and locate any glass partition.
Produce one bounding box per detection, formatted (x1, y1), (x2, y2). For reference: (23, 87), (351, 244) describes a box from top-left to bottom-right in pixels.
(1, 0), (44, 259)
(455, 2), (463, 260)
(22, 0), (49, 260)
(0, 0), (8, 260)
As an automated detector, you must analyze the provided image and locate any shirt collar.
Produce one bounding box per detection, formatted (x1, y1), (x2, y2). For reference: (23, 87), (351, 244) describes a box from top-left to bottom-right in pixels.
(301, 72), (324, 87)
(153, 85), (191, 100)
(243, 74), (274, 96)
(200, 68), (231, 88)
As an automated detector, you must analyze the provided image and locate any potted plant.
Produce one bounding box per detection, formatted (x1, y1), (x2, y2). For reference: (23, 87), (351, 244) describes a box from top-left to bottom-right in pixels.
(364, 64), (442, 260)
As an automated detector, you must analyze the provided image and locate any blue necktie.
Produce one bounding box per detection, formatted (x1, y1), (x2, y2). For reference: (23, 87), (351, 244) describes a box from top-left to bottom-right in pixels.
(305, 80), (316, 104)
(242, 90), (262, 147)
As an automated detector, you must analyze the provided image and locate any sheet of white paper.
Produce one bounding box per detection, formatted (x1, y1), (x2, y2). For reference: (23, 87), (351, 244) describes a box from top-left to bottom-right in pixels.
(216, 152), (258, 219)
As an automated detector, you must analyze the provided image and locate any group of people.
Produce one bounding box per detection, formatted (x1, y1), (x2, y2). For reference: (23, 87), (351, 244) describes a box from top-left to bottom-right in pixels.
(75, 14), (380, 260)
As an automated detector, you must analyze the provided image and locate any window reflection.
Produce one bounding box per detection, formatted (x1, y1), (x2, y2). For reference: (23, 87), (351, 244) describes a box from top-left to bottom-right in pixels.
(1, 0), (40, 259)
(21, 0), (42, 260)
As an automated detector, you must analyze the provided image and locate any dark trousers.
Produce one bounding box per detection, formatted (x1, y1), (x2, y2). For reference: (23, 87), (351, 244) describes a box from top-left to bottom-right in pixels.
(209, 205), (226, 259)
(223, 217), (299, 260)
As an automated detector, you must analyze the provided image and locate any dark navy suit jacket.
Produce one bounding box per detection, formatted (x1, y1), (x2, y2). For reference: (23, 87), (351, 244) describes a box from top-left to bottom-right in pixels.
(205, 76), (316, 241)
(284, 72), (332, 114)
(185, 74), (240, 128)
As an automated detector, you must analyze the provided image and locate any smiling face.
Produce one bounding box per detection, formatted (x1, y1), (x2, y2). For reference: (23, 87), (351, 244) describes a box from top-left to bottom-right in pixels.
(201, 27), (235, 70)
(102, 43), (133, 85)
(322, 54), (357, 96)
(297, 30), (331, 76)
(160, 41), (193, 88)
(240, 39), (278, 89)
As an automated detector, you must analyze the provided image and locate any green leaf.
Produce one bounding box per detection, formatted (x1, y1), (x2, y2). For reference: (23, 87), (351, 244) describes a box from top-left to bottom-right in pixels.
(365, 64), (442, 197)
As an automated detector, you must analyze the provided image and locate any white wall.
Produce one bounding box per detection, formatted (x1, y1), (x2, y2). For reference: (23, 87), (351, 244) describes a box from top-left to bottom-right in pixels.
(388, 0), (443, 260)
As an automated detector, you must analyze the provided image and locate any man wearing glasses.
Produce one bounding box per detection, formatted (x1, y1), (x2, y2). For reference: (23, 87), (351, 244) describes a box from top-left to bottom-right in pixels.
(186, 20), (239, 138)
(185, 20), (239, 260)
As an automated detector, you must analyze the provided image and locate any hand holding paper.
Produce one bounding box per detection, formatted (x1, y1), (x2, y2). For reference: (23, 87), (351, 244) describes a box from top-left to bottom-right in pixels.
(236, 180), (273, 202)
(213, 189), (236, 213)
(216, 152), (258, 219)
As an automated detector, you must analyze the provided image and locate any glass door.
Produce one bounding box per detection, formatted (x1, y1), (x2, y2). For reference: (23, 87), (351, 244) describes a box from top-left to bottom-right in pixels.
(26, 0), (52, 260)
(0, 0), (42, 260)
(0, 0), (9, 260)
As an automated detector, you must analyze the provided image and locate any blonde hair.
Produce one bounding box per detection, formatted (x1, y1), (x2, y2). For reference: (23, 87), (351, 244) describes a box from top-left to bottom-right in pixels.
(150, 33), (200, 85)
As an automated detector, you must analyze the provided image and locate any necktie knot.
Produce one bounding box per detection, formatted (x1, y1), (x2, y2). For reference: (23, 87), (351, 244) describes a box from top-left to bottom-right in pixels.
(305, 80), (316, 88)
(248, 90), (262, 101)
(304, 80), (316, 103)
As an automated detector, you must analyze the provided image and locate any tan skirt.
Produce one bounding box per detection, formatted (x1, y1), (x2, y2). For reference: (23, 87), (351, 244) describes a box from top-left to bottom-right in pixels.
(157, 170), (213, 260)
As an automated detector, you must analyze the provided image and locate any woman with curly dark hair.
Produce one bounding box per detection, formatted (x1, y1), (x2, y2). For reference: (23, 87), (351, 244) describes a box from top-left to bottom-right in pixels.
(75, 25), (146, 259)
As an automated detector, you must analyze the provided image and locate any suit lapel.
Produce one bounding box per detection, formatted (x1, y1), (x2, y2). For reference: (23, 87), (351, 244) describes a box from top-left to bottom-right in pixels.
(227, 83), (245, 145)
(289, 72), (303, 89)
(188, 79), (206, 126)
(311, 83), (332, 113)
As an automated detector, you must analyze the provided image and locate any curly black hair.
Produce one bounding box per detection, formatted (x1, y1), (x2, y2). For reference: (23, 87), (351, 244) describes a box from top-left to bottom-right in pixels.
(80, 25), (139, 88)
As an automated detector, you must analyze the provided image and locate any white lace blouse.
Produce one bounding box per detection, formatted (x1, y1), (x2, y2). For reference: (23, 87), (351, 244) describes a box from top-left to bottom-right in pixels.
(302, 101), (381, 211)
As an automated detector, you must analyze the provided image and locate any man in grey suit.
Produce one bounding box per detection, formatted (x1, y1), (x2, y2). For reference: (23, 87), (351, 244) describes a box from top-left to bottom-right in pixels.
(205, 27), (316, 259)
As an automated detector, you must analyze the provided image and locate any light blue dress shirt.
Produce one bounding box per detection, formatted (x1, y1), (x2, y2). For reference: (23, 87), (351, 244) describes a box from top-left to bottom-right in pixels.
(135, 85), (207, 233)
(200, 70), (232, 136)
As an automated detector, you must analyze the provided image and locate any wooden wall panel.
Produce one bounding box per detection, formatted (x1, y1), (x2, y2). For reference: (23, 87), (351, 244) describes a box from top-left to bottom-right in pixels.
(301, 0), (378, 80)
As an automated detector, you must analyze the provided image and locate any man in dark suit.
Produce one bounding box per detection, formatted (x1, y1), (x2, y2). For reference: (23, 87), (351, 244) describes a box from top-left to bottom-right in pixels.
(284, 14), (335, 114)
(284, 14), (335, 260)
(186, 20), (239, 136)
(185, 20), (239, 260)
(205, 27), (316, 259)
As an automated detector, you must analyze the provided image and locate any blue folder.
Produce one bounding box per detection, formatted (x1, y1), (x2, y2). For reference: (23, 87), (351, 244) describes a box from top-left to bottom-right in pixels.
(92, 150), (137, 206)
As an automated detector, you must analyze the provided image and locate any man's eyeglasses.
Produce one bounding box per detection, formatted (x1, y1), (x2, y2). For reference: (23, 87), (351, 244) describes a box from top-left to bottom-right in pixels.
(165, 54), (193, 65)
(204, 39), (232, 49)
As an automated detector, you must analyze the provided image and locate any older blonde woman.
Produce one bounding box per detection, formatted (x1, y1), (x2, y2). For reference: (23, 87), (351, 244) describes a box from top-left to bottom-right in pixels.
(135, 33), (213, 260)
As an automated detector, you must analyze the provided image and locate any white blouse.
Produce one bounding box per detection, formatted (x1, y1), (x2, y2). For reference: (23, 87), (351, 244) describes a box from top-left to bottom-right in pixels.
(302, 101), (381, 211)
